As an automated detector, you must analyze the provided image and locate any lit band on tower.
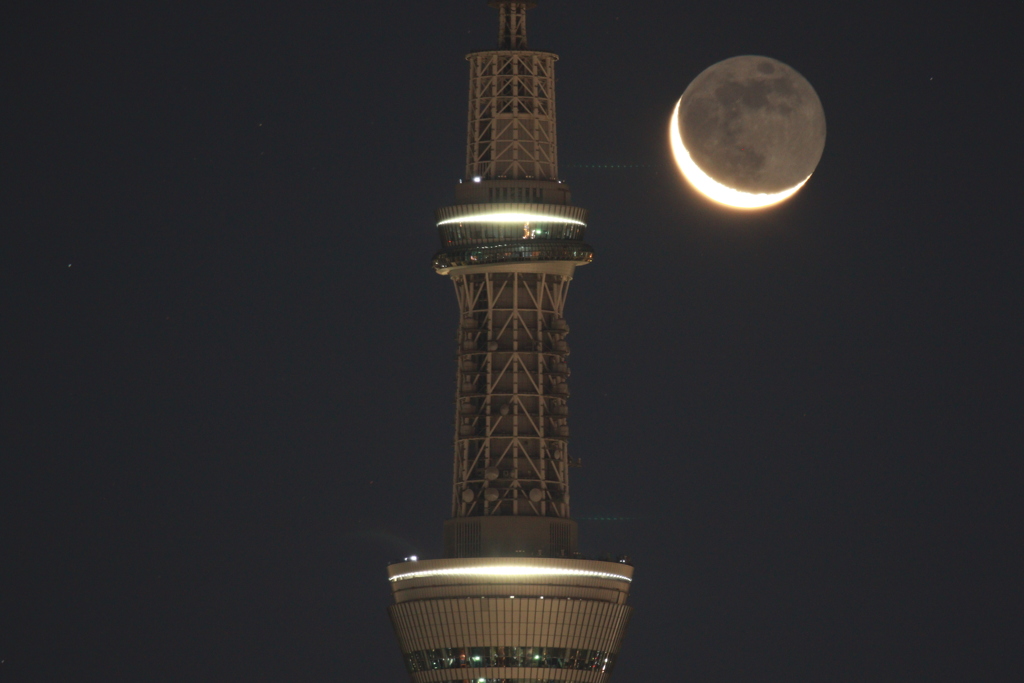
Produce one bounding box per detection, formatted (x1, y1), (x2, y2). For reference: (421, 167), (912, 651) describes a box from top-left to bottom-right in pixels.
(388, 3), (633, 681)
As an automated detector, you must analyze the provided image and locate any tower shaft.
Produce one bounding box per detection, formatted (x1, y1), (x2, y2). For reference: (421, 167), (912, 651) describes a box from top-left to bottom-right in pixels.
(435, 0), (593, 559)
(451, 269), (572, 522)
(444, 267), (579, 558)
(388, 4), (632, 681)
(435, 0), (590, 555)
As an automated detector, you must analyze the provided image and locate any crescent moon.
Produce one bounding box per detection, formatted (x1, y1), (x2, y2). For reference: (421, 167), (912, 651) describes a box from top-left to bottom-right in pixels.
(669, 98), (810, 210)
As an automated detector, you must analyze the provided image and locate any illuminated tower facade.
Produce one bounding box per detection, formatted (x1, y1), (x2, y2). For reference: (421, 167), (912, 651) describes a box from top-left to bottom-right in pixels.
(387, 3), (633, 681)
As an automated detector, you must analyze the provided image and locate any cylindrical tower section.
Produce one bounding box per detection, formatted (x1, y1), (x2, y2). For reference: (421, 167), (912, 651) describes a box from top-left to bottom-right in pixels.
(466, 47), (558, 182)
(451, 268), (573, 521)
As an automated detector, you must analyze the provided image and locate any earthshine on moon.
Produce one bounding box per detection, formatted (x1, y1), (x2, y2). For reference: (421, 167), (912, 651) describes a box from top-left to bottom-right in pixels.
(670, 55), (826, 209)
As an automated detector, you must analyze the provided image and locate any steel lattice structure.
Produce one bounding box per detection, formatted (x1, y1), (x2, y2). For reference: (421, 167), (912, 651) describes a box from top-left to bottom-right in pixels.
(452, 270), (573, 520)
(466, 49), (558, 182)
(388, 4), (633, 681)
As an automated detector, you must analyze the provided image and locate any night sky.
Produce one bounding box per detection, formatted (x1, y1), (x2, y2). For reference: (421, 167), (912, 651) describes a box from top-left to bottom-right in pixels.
(3, 1), (1022, 681)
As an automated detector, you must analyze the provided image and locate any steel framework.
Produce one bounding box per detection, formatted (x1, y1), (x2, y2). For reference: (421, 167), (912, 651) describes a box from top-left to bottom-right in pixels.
(494, 0), (535, 50)
(466, 48), (558, 181)
(433, 0), (596, 555)
(388, 3), (633, 681)
(452, 270), (573, 519)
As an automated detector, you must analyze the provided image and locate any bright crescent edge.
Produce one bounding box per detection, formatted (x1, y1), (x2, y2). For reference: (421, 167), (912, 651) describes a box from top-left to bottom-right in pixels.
(669, 98), (810, 209)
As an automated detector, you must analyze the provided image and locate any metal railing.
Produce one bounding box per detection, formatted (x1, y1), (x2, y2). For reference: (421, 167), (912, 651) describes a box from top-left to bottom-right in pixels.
(433, 240), (594, 270)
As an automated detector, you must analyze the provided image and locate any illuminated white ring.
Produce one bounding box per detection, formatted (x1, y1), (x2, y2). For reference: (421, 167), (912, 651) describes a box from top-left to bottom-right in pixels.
(438, 212), (587, 226)
(389, 565), (632, 583)
(669, 98), (810, 209)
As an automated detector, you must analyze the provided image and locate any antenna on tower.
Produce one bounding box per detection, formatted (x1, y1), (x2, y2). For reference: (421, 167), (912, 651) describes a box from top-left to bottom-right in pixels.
(489, 1), (537, 50)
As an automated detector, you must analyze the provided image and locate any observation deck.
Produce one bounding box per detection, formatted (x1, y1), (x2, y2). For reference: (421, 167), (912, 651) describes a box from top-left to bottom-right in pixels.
(388, 557), (633, 682)
(433, 201), (593, 275)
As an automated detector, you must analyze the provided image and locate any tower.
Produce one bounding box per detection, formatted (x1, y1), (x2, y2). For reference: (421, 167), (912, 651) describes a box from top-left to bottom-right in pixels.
(387, 3), (633, 681)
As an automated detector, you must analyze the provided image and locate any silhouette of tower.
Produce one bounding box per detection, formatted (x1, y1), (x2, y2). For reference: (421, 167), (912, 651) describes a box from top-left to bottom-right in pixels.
(387, 3), (633, 681)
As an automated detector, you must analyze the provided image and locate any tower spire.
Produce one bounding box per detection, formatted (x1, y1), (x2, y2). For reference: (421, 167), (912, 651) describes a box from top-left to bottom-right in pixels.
(491, 0), (536, 49)
(467, 1), (557, 183)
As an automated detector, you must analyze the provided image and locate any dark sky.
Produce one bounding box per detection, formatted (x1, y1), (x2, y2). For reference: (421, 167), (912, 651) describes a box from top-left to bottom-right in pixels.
(3, 1), (1022, 681)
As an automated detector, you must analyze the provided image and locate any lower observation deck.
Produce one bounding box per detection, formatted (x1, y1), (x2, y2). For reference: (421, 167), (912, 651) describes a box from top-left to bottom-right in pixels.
(433, 240), (594, 273)
(387, 558), (633, 683)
